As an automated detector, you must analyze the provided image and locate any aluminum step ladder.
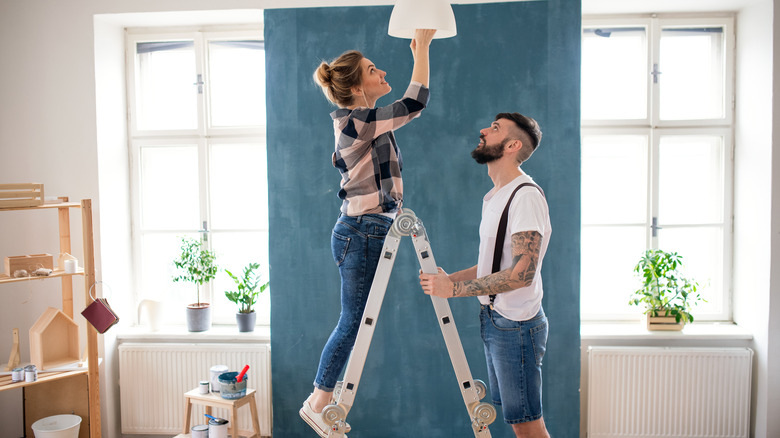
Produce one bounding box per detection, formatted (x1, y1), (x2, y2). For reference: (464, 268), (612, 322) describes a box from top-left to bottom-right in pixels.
(321, 209), (497, 437)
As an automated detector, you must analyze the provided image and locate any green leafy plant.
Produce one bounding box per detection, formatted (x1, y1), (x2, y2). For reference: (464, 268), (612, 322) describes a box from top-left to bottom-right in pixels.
(629, 249), (704, 323)
(225, 262), (269, 314)
(172, 236), (218, 306)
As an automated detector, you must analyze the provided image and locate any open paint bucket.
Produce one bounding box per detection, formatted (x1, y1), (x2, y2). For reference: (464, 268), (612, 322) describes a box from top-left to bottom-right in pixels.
(218, 371), (248, 399)
(208, 416), (229, 438)
(31, 414), (82, 438)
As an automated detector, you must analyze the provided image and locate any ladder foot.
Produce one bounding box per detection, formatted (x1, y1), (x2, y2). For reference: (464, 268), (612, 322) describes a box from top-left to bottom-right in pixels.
(471, 401), (497, 431)
(322, 403), (351, 433)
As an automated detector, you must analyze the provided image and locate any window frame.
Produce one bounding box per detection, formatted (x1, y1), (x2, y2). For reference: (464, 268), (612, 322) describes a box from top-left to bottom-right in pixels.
(582, 16), (735, 128)
(581, 17), (653, 128)
(125, 26), (268, 326)
(651, 17), (735, 128)
(580, 14), (736, 322)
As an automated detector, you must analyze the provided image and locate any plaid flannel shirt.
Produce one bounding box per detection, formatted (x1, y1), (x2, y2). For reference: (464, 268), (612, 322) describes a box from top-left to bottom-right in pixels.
(331, 82), (430, 216)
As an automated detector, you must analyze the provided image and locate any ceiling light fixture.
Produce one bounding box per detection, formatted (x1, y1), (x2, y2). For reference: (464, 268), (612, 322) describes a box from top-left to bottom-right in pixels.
(387, 0), (457, 39)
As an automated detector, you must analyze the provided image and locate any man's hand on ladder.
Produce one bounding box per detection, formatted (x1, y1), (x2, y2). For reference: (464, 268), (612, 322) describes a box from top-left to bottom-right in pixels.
(419, 267), (454, 298)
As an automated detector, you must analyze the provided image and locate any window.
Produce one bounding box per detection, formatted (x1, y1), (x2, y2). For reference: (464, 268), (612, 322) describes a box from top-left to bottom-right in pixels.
(126, 28), (269, 326)
(581, 16), (734, 321)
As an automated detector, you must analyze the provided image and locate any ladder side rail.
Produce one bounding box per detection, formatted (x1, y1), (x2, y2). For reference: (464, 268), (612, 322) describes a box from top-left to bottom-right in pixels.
(330, 232), (403, 426)
(411, 229), (495, 437)
(412, 232), (482, 398)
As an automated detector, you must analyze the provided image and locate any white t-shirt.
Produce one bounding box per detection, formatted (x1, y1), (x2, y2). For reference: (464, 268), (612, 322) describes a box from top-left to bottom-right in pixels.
(476, 174), (552, 321)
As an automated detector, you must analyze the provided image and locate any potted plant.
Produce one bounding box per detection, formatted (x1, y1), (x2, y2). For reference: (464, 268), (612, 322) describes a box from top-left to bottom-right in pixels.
(173, 236), (218, 332)
(629, 249), (704, 331)
(225, 262), (269, 332)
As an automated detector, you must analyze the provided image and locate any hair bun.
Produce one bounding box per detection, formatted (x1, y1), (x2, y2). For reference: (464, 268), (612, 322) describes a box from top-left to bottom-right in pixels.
(314, 62), (333, 86)
(313, 50), (364, 107)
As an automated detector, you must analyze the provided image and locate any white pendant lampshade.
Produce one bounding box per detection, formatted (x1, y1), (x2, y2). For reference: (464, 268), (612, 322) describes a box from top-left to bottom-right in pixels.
(388, 0), (457, 39)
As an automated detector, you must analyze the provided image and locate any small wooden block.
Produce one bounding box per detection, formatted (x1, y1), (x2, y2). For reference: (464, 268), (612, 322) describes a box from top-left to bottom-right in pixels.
(5, 328), (20, 371)
(0, 183), (44, 208)
(5, 254), (54, 275)
(647, 315), (684, 331)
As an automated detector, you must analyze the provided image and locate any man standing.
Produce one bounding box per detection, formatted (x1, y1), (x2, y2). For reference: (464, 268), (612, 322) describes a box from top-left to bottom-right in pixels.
(419, 113), (552, 438)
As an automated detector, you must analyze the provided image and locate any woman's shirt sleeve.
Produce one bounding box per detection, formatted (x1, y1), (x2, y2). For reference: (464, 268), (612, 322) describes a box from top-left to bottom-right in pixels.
(332, 82), (430, 153)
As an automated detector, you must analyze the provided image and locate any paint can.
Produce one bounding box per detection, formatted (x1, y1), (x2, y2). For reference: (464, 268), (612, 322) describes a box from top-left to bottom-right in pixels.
(218, 371), (248, 400)
(24, 364), (37, 382)
(11, 367), (24, 382)
(198, 380), (210, 394)
(208, 417), (229, 438)
(191, 424), (209, 438)
(210, 365), (228, 392)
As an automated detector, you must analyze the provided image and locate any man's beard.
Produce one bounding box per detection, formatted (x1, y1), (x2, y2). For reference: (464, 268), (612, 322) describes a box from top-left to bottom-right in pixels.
(471, 137), (510, 164)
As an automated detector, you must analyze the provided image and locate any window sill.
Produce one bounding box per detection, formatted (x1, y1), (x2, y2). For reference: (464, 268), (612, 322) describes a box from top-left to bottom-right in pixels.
(115, 324), (270, 343)
(581, 321), (753, 341)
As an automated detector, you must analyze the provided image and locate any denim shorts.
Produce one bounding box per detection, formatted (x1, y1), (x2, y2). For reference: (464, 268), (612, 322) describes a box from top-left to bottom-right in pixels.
(480, 305), (548, 424)
(313, 213), (393, 391)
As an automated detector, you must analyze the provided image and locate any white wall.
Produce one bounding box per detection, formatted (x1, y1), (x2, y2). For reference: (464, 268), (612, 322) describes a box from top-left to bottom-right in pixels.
(92, 15), (133, 437)
(0, 2), (103, 436)
(733, 0), (779, 436)
(767, 0), (780, 434)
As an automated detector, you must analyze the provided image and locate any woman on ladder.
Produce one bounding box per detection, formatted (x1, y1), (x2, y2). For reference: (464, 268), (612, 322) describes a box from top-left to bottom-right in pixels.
(300, 28), (436, 437)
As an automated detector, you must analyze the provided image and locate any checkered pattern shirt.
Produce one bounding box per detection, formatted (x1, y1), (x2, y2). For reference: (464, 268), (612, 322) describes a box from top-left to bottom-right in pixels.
(331, 82), (430, 216)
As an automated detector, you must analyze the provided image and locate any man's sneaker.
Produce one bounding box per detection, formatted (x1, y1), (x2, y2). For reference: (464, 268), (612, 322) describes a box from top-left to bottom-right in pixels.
(299, 399), (349, 437)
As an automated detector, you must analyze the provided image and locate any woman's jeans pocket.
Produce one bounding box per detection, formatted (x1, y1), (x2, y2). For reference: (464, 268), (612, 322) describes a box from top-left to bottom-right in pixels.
(332, 231), (350, 266)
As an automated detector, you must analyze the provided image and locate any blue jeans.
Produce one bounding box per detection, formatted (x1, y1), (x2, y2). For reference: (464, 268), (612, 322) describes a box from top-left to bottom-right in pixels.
(314, 213), (393, 391)
(480, 305), (548, 424)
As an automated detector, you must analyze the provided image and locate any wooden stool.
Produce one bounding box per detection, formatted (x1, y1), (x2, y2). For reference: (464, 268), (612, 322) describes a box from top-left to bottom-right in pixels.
(182, 388), (261, 438)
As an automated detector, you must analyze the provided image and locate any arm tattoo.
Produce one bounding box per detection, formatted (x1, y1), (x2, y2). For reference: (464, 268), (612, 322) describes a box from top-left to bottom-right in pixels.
(510, 231), (541, 287)
(451, 231), (542, 298)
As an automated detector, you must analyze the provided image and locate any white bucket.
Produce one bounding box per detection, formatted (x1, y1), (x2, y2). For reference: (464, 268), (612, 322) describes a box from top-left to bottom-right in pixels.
(31, 414), (82, 438)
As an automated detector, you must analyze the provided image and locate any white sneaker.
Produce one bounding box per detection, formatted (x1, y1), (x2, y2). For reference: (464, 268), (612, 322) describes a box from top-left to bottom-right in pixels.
(299, 399), (349, 438)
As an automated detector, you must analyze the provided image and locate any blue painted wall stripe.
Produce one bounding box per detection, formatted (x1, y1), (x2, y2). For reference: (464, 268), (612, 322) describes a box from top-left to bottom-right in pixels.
(267, 2), (580, 436)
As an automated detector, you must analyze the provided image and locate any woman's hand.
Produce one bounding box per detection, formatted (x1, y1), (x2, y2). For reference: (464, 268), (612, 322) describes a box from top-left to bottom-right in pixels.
(410, 29), (435, 87)
(410, 29), (436, 57)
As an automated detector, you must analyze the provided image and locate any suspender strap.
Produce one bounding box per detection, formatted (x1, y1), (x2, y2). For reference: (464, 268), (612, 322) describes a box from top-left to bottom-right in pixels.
(489, 182), (545, 308)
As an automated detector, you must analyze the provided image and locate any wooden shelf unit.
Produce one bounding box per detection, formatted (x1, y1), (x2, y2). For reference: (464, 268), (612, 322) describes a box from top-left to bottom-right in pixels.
(0, 268), (85, 284)
(0, 369), (88, 391)
(0, 198), (101, 438)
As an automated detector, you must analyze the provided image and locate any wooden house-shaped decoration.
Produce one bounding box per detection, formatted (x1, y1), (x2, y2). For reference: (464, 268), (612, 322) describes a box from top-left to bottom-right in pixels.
(29, 307), (80, 369)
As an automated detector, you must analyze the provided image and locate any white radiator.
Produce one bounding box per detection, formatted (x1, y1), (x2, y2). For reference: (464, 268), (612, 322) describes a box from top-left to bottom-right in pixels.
(118, 342), (272, 436)
(587, 347), (752, 438)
